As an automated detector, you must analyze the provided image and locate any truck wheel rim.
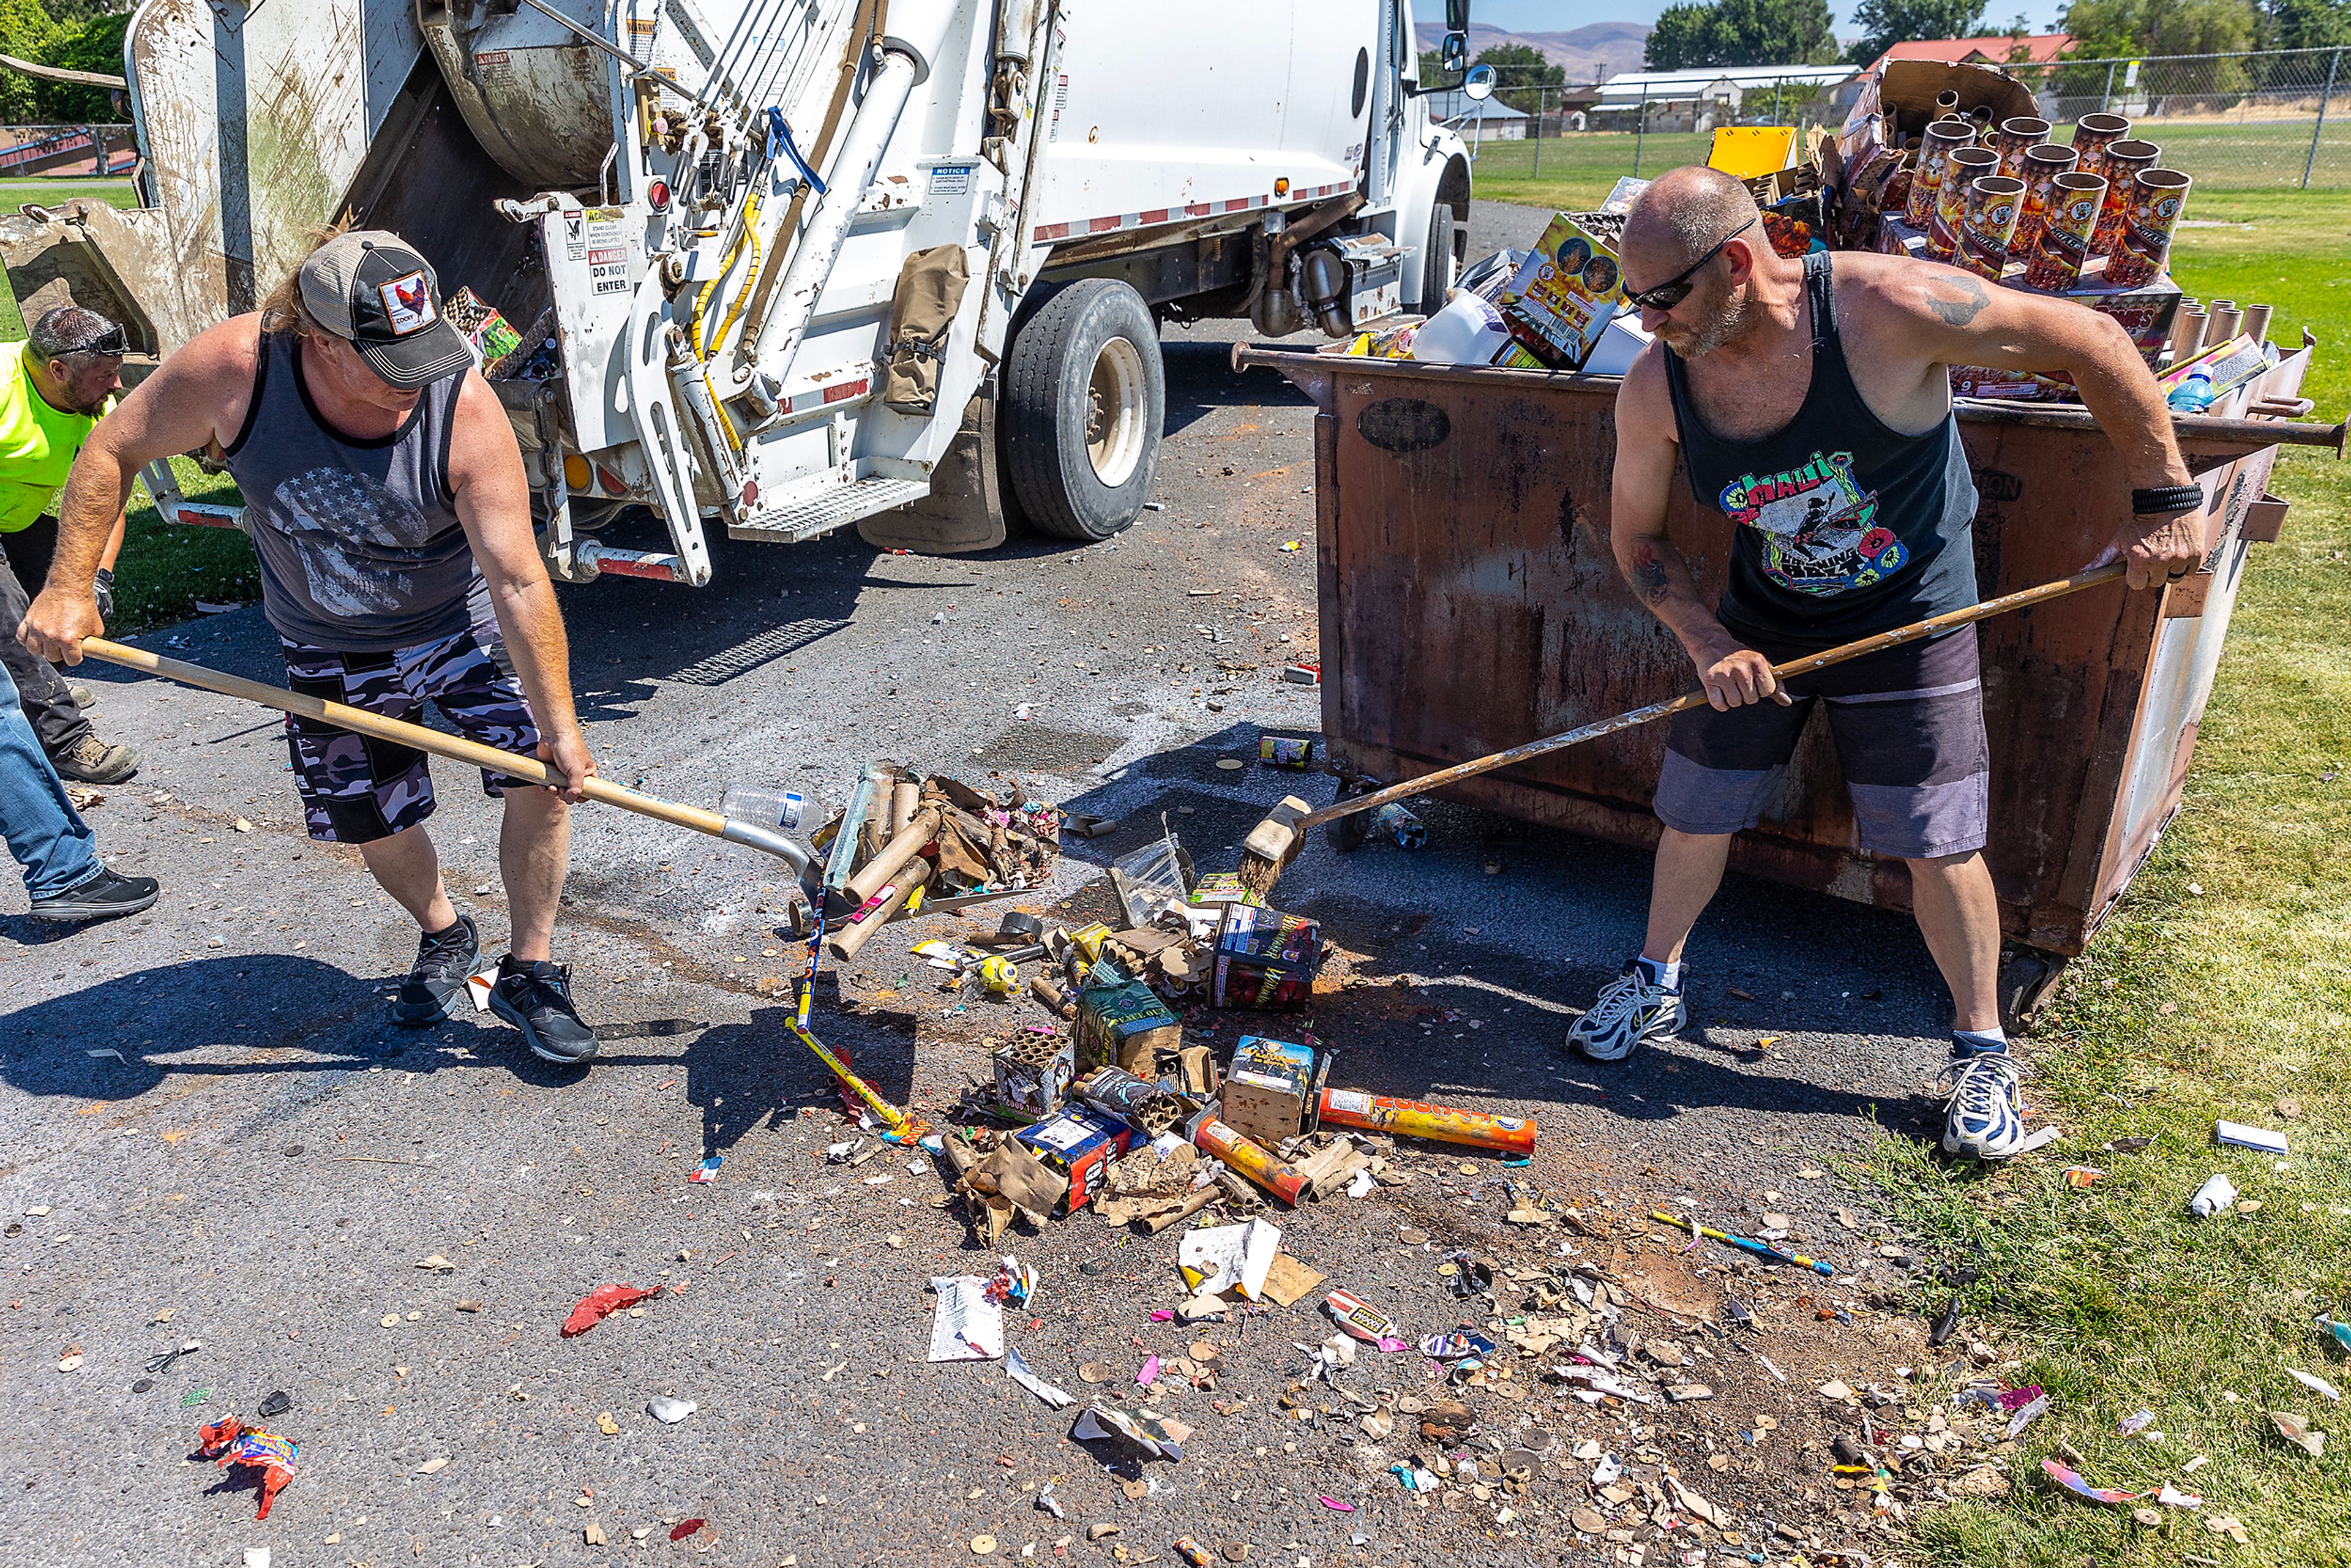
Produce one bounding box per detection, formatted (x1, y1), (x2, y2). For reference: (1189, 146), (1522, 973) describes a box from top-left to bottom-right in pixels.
(1084, 336), (1148, 488)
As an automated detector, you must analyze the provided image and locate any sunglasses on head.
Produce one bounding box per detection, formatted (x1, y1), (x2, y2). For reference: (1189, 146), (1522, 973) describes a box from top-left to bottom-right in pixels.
(1621, 217), (1756, 312)
(56, 324), (128, 359)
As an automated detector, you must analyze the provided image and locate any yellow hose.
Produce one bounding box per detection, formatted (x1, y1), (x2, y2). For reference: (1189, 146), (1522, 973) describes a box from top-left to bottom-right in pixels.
(689, 192), (762, 456)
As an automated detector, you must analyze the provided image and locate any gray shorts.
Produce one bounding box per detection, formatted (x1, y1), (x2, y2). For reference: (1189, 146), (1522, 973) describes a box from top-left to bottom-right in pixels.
(1653, 624), (1989, 860)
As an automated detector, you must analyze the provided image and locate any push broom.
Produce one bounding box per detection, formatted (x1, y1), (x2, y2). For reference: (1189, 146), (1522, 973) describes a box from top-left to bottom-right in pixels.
(1236, 563), (2130, 898)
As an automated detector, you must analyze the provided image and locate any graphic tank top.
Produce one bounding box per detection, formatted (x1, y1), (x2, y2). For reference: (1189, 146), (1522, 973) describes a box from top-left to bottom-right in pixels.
(224, 328), (482, 652)
(1662, 250), (1978, 651)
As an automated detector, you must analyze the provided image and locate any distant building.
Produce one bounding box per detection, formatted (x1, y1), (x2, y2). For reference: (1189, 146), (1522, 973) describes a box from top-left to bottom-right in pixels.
(1590, 64), (1856, 133)
(1861, 34), (2074, 75)
(1423, 89), (1531, 140)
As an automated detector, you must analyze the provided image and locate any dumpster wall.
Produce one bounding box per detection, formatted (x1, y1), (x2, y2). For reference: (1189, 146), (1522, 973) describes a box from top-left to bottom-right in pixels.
(1279, 347), (2318, 957)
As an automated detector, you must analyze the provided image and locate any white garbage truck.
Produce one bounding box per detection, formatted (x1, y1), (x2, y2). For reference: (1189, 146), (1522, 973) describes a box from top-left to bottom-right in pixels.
(1, 0), (1485, 582)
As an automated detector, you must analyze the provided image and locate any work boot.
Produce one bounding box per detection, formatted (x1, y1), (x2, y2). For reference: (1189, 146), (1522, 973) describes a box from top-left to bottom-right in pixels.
(1567, 956), (1685, 1062)
(29, 866), (160, 923)
(67, 681), (97, 709)
(1940, 1045), (2027, 1160)
(489, 955), (598, 1066)
(394, 913), (480, 1026)
(51, 733), (140, 785)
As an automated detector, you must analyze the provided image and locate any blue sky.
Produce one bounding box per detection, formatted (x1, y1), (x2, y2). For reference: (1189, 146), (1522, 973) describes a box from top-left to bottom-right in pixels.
(1468, 0), (2072, 38)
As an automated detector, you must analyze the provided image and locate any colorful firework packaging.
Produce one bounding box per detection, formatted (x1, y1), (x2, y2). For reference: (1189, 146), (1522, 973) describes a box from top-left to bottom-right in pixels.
(196, 1416), (298, 1520)
(1210, 904), (1325, 1009)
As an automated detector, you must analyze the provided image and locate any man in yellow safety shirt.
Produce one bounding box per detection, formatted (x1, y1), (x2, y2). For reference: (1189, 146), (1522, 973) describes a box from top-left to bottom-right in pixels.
(0, 305), (139, 783)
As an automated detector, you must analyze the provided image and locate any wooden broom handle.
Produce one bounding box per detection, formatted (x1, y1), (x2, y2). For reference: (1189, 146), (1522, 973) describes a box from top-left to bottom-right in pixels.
(1300, 563), (2129, 831)
(78, 636), (732, 841)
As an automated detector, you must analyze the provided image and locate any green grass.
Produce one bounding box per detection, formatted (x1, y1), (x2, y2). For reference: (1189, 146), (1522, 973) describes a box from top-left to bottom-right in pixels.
(0, 176), (256, 631)
(1472, 129), (2351, 1568)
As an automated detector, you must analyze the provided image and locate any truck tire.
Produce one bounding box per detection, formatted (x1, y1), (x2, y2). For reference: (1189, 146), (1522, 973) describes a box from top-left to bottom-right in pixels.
(1003, 278), (1164, 541)
(1420, 197), (1457, 312)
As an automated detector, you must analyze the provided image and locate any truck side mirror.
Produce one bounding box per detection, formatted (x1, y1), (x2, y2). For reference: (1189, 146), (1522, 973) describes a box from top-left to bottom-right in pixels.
(1463, 63), (1496, 102)
(1446, 0), (1470, 31)
(1441, 33), (1468, 74)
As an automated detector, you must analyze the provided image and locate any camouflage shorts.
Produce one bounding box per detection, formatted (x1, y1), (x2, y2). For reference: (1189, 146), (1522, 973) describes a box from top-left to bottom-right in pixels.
(282, 624), (541, 844)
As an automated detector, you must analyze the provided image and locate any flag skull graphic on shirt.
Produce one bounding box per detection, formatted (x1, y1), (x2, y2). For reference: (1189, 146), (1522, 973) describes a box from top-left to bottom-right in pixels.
(1717, 451), (1899, 595)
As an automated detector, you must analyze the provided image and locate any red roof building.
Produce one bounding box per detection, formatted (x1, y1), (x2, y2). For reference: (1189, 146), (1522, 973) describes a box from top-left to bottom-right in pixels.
(1862, 34), (2075, 75)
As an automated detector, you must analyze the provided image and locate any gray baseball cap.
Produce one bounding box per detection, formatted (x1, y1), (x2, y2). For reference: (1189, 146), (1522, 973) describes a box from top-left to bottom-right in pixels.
(299, 230), (473, 389)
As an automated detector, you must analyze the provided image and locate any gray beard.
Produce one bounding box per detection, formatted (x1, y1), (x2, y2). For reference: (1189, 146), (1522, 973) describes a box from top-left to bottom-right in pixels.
(1674, 287), (1753, 359)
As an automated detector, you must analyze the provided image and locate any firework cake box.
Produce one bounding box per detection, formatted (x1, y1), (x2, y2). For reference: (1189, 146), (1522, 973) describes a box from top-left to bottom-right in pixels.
(1496, 212), (1627, 371)
(1211, 904), (1326, 1010)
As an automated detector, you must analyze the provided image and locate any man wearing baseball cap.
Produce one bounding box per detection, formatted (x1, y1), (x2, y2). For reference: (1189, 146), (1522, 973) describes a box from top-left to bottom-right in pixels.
(20, 227), (604, 1067)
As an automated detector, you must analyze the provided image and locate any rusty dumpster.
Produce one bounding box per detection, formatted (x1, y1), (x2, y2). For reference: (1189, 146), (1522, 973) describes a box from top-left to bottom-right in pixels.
(1235, 337), (2342, 987)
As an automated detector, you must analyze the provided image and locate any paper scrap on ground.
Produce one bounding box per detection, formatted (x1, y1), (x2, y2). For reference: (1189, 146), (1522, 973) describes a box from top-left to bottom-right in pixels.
(2285, 1367), (2342, 1403)
(2041, 1457), (2143, 1504)
(1073, 1402), (1189, 1460)
(1179, 1218), (1280, 1300)
(928, 1275), (1005, 1362)
(1005, 1347), (1074, 1408)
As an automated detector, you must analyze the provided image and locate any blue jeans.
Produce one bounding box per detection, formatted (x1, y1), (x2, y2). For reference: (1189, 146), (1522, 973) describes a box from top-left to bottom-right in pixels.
(0, 661), (100, 901)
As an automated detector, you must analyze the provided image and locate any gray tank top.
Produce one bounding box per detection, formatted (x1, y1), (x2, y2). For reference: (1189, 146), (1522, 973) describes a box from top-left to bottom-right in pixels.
(225, 328), (484, 652)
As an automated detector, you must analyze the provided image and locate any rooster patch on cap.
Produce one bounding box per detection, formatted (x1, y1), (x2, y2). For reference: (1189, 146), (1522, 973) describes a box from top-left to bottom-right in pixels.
(377, 271), (438, 336)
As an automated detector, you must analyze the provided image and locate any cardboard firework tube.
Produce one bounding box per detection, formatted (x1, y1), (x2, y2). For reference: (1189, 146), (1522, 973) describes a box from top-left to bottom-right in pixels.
(2013, 143), (2077, 256)
(1959, 175), (2026, 280)
(2070, 112), (2132, 171)
(1186, 1106), (1310, 1206)
(842, 805), (940, 904)
(1934, 90), (1960, 116)
(2104, 166), (2191, 288)
(2088, 139), (2160, 256)
(2244, 302), (2272, 343)
(1929, 146), (2000, 262)
(1313, 1086), (1539, 1157)
(1994, 116), (2051, 179)
(1142, 1184), (1222, 1234)
(825, 856), (931, 961)
(2170, 306), (2207, 360)
(1906, 119), (1977, 229)
(889, 779), (918, 839)
(2023, 171), (2105, 291)
(2208, 300), (2241, 344)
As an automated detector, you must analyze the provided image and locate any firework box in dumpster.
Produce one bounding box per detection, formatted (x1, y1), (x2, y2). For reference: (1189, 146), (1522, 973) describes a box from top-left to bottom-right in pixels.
(1949, 257), (2183, 402)
(1221, 1036), (1329, 1149)
(1212, 904), (1325, 1009)
(1017, 1105), (1137, 1213)
(1496, 214), (1626, 371)
(1076, 964), (1183, 1075)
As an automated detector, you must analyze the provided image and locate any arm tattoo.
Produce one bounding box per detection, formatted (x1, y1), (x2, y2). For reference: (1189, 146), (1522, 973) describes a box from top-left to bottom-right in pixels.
(1628, 542), (1674, 606)
(1924, 273), (1990, 327)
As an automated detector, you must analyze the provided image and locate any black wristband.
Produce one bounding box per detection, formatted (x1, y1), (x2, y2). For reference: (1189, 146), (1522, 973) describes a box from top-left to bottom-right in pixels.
(2131, 484), (2202, 516)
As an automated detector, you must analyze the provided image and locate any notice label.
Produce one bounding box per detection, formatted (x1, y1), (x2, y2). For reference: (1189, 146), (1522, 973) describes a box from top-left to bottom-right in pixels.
(928, 161), (977, 197)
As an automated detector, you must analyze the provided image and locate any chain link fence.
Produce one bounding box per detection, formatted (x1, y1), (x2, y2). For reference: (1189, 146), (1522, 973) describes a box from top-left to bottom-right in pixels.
(1445, 47), (2350, 196)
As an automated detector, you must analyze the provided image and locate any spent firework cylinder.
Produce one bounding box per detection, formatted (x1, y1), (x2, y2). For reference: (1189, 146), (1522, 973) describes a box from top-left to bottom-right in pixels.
(2014, 143), (2077, 256)
(2088, 139), (2160, 256)
(2023, 171), (2105, 291)
(1187, 1106), (1310, 1206)
(1929, 146), (2000, 262)
(1934, 89), (1960, 116)
(2208, 300), (2241, 343)
(2244, 302), (2272, 343)
(1313, 1086), (1539, 1157)
(2169, 306), (2207, 361)
(1906, 119), (1977, 230)
(1993, 116), (2052, 178)
(1959, 176), (2026, 281)
(2070, 112), (2132, 173)
(2103, 165), (2190, 288)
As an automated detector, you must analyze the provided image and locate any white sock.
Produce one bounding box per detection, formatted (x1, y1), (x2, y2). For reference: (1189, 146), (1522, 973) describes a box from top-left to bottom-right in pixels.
(1640, 958), (1682, 989)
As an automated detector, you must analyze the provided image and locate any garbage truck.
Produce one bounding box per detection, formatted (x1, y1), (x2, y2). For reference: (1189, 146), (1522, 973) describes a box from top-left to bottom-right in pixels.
(0, 0), (1483, 583)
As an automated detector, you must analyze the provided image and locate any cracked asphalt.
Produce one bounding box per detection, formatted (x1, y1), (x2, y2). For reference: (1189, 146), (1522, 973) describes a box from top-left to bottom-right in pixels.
(2, 204), (1965, 1566)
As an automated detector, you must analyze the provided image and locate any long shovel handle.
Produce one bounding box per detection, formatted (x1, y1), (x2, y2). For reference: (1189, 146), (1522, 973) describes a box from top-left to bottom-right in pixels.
(79, 635), (733, 841)
(1299, 563), (2128, 831)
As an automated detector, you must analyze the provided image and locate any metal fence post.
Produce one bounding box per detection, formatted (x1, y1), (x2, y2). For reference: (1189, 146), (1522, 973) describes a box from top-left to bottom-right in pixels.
(1772, 77), (1783, 124)
(1533, 85), (1543, 178)
(2099, 60), (2115, 113)
(1634, 81), (1650, 176)
(2306, 46), (2342, 190)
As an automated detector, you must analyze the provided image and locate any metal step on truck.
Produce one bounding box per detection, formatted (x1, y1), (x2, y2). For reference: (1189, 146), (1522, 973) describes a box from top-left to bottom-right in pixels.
(0, 0), (1485, 583)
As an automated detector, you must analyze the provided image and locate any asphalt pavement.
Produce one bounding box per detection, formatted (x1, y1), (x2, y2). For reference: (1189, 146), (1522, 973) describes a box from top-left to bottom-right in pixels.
(1, 203), (1960, 1566)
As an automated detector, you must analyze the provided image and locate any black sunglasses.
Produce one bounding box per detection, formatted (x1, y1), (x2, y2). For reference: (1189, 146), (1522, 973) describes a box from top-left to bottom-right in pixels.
(56, 324), (128, 359)
(1621, 217), (1756, 312)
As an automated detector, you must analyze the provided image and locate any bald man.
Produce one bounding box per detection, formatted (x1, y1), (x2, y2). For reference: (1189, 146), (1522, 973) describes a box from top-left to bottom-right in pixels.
(1568, 165), (2203, 1161)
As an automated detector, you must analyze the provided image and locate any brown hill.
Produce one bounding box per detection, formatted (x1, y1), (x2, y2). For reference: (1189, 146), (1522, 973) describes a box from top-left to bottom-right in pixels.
(1412, 20), (1651, 83)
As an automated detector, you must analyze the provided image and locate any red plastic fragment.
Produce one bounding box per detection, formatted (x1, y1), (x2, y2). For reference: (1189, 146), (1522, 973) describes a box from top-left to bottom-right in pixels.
(561, 1282), (659, 1337)
(671, 1518), (707, 1540)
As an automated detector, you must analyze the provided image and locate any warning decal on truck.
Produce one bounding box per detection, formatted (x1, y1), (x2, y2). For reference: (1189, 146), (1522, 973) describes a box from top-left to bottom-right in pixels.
(1049, 73), (1068, 142)
(579, 208), (634, 296)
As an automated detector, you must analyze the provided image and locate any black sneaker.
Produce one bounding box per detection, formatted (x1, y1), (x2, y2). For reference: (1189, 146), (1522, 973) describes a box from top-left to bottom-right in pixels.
(29, 866), (159, 922)
(394, 914), (480, 1026)
(489, 956), (598, 1065)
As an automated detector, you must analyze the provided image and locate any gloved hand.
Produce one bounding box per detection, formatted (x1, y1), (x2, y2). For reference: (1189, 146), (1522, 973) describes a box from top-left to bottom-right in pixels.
(91, 566), (115, 621)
